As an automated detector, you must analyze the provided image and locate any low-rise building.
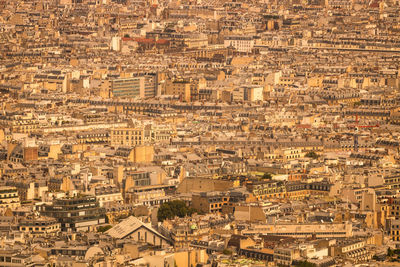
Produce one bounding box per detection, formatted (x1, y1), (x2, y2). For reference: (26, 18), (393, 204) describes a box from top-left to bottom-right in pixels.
(0, 186), (20, 211)
(37, 195), (106, 232)
(18, 216), (60, 236)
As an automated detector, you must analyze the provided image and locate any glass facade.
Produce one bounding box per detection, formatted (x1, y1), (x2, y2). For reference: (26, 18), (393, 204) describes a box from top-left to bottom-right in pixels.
(112, 78), (141, 98)
(39, 196), (106, 232)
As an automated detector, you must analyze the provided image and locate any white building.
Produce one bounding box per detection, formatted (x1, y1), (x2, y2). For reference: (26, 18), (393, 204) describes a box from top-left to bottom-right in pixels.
(111, 36), (121, 51)
(224, 36), (254, 53)
(243, 86), (264, 101)
(90, 185), (123, 207)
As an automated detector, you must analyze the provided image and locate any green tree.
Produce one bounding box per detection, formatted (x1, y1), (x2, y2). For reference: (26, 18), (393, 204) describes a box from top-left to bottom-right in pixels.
(97, 225), (112, 233)
(157, 200), (195, 222)
(305, 151), (319, 159)
(262, 173), (272, 180)
(388, 248), (395, 257)
(222, 249), (232, 255)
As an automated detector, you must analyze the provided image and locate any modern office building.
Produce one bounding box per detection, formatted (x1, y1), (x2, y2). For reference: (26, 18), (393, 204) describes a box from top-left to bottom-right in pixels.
(111, 73), (158, 99)
(37, 195), (106, 232)
(18, 216), (61, 236)
(125, 171), (151, 187)
(111, 77), (144, 98)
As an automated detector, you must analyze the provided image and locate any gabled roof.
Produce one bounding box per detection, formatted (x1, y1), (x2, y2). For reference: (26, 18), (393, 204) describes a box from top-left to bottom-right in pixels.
(106, 216), (171, 243)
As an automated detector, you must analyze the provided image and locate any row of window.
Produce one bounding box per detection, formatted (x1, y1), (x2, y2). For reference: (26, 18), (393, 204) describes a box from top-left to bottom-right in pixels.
(210, 203), (226, 208)
(0, 193), (18, 198)
(113, 130), (142, 135)
(21, 225), (58, 231)
(264, 232), (346, 235)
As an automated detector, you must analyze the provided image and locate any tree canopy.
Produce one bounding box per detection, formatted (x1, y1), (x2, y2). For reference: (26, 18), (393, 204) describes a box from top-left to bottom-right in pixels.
(97, 225), (112, 233)
(157, 200), (195, 222)
(305, 151), (319, 159)
(262, 173), (272, 180)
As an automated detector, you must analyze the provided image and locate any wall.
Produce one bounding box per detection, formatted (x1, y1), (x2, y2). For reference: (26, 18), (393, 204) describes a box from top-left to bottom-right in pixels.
(177, 177), (233, 193)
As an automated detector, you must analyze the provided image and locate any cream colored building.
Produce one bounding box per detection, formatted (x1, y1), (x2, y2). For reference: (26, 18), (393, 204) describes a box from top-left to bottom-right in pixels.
(164, 79), (191, 102)
(19, 216), (60, 236)
(0, 186), (21, 211)
(242, 222), (352, 238)
(111, 125), (175, 146)
(110, 127), (144, 146)
(91, 186), (124, 207)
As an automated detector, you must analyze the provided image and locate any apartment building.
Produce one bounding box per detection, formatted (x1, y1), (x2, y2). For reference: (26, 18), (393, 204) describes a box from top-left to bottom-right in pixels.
(110, 127), (144, 146)
(246, 180), (286, 200)
(224, 36), (254, 53)
(164, 79), (191, 102)
(192, 191), (230, 213)
(243, 222), (353, 238)
(0, 186), (21, 211)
